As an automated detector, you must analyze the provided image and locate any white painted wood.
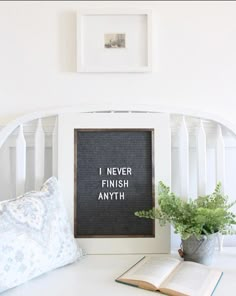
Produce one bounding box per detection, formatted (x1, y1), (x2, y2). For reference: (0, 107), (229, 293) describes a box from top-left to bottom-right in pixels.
(2, 249), (236, 296)
(52, 117), (58, 177)
(1, 104), (236, 150)
(197, 120), (207, 196)
(155, 114), (171, 187)
(0, 108), (236, 249)
(0, 141), (11, 201)
(216, 125), (226, 251)
(34, 119), (45, 190)
(216, 125), (225, 192)
(154, 114), (171, 253)
(58, 112), (171, 254)
(217, 233), (224, 252)
(178, 116), (189, 200)
(16, 125), (26, 196)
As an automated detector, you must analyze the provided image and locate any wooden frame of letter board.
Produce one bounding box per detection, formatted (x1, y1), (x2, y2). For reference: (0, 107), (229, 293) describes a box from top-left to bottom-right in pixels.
(57, 112), (171, 254)
(74, 128), (155, 238)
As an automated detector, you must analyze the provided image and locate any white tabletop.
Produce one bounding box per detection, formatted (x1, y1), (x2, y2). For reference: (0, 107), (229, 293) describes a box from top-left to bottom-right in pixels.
(3, 248), (236, 296)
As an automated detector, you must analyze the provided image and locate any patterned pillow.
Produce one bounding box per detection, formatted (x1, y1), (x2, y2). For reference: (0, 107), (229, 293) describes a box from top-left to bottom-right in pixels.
(0, 177), (81, 293)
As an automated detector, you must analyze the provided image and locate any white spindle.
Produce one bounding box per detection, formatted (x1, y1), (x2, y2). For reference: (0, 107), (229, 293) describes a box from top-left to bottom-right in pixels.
(155, 114), (171, 186)
(0, 142), (11, 201)
(178, 116), (189, 200)
(197, 120), (207, 196)
(16, 125), (26, 196)
(34, 119), (45, 190)
(216, 125), (226, 251)
(52, 117), (58, 177)
(216, 125), (225, 192)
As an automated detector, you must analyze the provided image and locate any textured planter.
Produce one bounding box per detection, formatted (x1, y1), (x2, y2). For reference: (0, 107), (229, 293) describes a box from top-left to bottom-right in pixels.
(181, 233), (218, 265)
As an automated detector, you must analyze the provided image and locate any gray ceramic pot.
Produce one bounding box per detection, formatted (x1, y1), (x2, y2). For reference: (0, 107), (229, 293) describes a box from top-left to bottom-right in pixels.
(181, 232), (218, 265)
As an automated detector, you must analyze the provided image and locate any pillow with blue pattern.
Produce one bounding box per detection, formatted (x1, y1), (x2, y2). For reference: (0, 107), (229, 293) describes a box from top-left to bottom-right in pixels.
(0, 177), (81, 293)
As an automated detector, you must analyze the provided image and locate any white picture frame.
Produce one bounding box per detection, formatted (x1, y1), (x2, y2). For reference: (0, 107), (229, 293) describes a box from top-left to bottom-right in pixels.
(76, 8), (152, 72)
(58, 113), (171, 254)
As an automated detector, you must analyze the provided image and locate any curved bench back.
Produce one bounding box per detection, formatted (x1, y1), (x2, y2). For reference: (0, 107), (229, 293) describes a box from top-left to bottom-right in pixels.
(1, 106), (236, 250)
(0, 106), (235, 202)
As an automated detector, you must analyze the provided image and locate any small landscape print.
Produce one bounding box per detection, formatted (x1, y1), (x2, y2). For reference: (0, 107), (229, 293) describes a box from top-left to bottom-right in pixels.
(104, 33), (126, 48)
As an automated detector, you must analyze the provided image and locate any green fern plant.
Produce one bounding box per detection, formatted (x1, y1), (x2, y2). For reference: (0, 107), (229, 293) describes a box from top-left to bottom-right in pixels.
(135, 182), (236, 240)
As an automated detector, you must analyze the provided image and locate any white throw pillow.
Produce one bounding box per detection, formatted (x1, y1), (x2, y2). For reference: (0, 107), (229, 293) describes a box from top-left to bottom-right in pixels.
(0, 177), (81, 293)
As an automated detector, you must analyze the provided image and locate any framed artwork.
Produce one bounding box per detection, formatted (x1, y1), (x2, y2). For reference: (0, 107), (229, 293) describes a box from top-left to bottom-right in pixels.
(76, 8), (152, 72)
(58, 113), (171, 254)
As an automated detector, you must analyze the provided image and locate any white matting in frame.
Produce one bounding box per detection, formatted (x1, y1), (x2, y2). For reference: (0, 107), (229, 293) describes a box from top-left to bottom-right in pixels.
(77, 8), (152, 72)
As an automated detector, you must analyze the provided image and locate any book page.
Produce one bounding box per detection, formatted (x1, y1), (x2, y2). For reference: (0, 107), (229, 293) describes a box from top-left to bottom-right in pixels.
(160, 261), (222, 296)
(118, 256), (181, 289)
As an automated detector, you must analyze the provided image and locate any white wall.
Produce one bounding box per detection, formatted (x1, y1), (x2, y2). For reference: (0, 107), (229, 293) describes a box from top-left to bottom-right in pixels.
(0, 1), (236, 127)
(0, 1), (236, 249)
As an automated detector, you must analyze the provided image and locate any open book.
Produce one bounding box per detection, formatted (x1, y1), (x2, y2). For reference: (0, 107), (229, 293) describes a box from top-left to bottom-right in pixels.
(116, 256), (223, 296)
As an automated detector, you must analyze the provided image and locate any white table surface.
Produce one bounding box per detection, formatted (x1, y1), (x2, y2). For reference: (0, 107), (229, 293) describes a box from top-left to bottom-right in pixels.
(3, 248), (236, 296)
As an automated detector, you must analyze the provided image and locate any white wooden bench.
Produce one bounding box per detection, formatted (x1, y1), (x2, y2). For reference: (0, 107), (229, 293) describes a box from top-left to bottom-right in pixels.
(2, 249), (236, 296)
(0, 104), (236, 294)
(1, 104), (234, 203)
